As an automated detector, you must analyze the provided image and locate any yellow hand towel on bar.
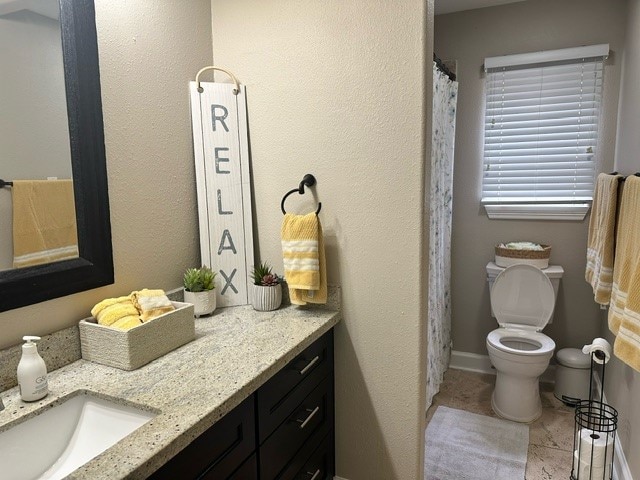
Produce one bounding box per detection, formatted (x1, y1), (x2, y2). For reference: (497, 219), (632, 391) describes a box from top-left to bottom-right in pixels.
(609, 176), (640, 372)
(12, 180), (78, 268)
(281, 212), (327, 305)
(130, 289), (175, 322)
(586, 173), (622, 305)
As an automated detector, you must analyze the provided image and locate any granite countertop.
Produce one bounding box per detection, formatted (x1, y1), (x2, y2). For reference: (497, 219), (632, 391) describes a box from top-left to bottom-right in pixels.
(0, 304), (341, 479)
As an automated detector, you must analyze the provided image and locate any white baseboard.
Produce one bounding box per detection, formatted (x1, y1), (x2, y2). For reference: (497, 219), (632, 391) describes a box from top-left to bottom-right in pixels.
(593, 374), (633, 480)
(334, 477), (349, 480)
(449, 350), (556, 384)
(450, 350), (495, 374)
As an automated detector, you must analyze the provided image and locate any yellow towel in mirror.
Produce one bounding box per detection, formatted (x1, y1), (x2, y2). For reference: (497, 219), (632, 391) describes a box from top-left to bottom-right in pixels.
(12, 180), (78, 268)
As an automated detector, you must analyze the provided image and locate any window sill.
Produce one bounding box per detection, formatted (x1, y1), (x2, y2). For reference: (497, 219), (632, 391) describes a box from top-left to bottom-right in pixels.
(483, 203), (590, 221)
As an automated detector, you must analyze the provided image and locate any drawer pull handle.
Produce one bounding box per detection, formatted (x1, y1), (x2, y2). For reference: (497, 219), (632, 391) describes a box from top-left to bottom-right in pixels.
(307, 469), (321, 480)
(297, 406), (320, 429)
(299, 355), (320, 375)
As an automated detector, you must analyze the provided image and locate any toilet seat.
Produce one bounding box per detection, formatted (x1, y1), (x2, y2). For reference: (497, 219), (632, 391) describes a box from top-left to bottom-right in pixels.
(491, 264), (555, 332)
(487, 328), (555, 356)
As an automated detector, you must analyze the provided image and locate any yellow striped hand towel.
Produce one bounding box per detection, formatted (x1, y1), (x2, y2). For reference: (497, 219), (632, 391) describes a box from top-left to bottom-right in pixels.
(281, 212), (327, 305)
(586, 173), (622, 304)
(609, 176), (640, 372)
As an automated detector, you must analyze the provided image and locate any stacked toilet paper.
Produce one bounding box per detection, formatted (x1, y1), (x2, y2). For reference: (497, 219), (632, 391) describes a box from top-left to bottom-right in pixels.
(573, 429), (613, 479)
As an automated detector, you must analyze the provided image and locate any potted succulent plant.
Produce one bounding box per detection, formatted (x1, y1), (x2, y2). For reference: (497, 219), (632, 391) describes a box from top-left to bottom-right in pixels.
(250, 262), (282, 311)
(183, 265), (217, 317)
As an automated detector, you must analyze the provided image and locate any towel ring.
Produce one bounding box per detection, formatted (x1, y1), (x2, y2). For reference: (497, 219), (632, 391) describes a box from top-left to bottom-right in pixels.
(281, 174), (322, 215)
(195, 66), (240, 95)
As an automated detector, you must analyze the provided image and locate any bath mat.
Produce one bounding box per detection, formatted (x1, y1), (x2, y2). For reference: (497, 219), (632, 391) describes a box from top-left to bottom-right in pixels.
(424, 406), (529, 480)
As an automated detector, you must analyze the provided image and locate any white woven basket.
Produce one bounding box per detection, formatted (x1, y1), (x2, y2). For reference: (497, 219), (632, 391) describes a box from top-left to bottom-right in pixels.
(79, 301), (195, 370)
(495, 244), (551, 268)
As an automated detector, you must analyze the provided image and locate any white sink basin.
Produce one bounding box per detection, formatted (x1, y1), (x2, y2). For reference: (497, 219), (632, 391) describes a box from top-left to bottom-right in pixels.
(0, 393), (155, 480)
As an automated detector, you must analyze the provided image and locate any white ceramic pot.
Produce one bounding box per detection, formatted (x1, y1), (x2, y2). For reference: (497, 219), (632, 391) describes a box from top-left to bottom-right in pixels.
(251, 284), (282, 311)
(183, 289), (216, 317)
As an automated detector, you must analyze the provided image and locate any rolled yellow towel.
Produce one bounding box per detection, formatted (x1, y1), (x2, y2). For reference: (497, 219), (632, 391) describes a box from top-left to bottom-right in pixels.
(111, 315), (143, 331)
(91, 295), (140, 327)
(90, 295), (132, 318)
(131, 288), (175, 322)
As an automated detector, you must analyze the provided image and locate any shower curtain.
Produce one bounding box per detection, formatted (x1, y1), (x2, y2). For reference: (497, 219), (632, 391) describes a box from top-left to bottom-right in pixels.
(426, 62), (458, 408)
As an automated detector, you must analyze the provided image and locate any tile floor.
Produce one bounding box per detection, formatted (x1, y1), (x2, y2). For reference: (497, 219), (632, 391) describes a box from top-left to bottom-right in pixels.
(426, 368), (576, 480)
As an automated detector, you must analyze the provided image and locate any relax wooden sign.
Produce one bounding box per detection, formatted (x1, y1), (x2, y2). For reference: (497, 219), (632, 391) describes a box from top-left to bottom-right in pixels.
(190, 82), (254, 307)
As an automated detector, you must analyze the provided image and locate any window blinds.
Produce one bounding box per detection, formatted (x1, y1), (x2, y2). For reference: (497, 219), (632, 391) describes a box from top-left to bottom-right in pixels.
(481, 45), (607, 205)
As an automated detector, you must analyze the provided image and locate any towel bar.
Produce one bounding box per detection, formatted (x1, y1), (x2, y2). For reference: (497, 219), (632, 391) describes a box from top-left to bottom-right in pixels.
(608, 171), (640, 181)
(0, 179), (13, 188)
(281, 174), (322, 215)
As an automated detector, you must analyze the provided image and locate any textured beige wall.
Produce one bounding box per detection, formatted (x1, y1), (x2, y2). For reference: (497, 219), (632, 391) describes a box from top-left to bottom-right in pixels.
(211, 1), (430, 478)
(602, 1), (640, 477)
(434, 0), (626, 355)
(0, 0), (211, 349)
(614, 0), (640, 175)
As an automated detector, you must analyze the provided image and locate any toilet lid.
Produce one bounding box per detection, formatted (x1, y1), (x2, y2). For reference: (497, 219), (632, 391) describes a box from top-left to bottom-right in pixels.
(491, 263), (555, 331)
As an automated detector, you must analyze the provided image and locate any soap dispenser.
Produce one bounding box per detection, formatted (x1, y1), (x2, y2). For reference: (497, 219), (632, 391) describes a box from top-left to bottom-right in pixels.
(17, 336), (48, 401)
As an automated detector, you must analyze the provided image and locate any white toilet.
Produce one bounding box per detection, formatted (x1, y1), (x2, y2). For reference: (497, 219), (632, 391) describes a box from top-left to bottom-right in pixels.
(486, 262), (564, 423)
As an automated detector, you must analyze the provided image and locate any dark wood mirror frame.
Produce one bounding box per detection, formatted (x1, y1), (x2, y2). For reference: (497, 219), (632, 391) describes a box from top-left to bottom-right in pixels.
(0, 0), (113, 312)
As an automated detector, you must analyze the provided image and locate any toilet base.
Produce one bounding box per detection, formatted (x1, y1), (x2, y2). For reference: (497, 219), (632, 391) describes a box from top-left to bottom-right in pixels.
(491, 372), (542, 423)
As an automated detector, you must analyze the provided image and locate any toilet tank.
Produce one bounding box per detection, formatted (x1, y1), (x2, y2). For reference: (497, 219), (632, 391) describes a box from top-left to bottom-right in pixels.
(486, 261), (564, 323)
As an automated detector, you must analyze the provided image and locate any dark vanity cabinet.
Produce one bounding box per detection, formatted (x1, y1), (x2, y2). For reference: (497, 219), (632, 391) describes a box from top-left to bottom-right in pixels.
(149, 330), (334, 480)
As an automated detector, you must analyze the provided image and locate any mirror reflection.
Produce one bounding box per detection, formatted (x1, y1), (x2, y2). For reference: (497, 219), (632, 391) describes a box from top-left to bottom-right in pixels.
(0, 0), (77, 271)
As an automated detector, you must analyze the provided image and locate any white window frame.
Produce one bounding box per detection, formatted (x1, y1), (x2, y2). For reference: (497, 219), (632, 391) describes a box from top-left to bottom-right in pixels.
(481, 44), (609, 221)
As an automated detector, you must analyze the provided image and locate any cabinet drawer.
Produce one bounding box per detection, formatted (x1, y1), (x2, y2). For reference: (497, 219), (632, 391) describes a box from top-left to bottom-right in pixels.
(258, 330), (333, 443)
(260, 375), (334, 480)
(275, 432), (333, 480)
(294, 433), (332, 480)
(149, 395), (255, 480)
(204, 452), (258, 480)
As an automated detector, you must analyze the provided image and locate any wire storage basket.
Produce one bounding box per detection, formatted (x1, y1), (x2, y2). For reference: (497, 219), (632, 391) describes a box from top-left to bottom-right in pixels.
(570, 347), (617, 480)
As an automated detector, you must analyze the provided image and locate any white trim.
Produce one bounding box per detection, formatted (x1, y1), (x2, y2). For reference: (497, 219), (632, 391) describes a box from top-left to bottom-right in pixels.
(485, 44), (609, 70)
(334, 477), (350, 480)
(484, 203), (590, 221)
(593, 373), (633, 480)
(450, 350), (495, 374)
(450, 350), (556, 383)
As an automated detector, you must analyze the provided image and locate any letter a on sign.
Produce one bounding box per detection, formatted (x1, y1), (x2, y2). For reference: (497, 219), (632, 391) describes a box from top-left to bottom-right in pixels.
(190, 81), (254, 307)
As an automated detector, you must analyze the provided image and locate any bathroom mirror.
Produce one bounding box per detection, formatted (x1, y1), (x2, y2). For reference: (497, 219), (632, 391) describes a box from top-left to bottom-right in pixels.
(0, 0), (113, 312)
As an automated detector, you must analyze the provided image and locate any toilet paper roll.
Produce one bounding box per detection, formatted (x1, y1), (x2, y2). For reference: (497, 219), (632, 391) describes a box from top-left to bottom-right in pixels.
(573, 450), (612, 479)
(582, 338), (612, 364)
(576, 428), (614, 468)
